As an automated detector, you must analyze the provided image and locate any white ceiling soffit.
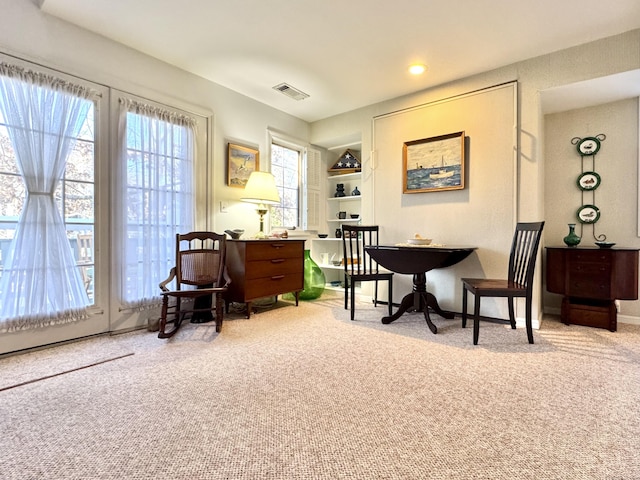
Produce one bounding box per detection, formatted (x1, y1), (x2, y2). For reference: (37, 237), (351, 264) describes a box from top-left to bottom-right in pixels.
(541, 70), (640, 115)
(39, 0), (640, 122)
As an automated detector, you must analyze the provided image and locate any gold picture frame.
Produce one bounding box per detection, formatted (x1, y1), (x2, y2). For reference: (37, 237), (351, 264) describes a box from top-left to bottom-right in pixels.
(227, 143), (259, 188)
(402, 131), (465, 193)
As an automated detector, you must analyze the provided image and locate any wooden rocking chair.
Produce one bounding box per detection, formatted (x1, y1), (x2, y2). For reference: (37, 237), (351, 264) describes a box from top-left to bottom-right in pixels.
(158, 232), (231, 338)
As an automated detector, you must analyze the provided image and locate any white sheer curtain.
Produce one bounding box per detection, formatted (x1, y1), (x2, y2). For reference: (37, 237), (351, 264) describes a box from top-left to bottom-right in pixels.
(0, 63), (95, 332)
(116, 97), (195, 310)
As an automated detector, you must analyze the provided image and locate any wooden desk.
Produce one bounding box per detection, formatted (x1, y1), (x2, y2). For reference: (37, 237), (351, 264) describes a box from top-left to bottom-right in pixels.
(226, 239), (304, 318)
(546, 247), (639, 331)
(365, 245), (476, 334)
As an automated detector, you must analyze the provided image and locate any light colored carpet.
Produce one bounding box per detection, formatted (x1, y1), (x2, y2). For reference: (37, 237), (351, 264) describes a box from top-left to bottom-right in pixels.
(1, 291), (639, 479)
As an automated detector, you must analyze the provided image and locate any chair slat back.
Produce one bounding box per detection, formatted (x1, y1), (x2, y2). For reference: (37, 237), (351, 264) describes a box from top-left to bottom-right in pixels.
(342, 225), (380, 276)
(175, 232), (226, 289)
(508, 222), (545, 288)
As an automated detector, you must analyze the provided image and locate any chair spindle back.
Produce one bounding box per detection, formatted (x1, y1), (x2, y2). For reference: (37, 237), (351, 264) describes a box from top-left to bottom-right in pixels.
(507, 222), (545, 287)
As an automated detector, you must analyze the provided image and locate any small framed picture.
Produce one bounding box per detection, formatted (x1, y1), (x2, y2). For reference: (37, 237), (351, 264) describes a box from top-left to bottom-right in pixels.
(227, 143), (259, 188)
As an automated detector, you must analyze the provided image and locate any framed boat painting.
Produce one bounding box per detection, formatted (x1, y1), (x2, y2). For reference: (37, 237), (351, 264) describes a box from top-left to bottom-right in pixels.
(403, 131), (465, 193)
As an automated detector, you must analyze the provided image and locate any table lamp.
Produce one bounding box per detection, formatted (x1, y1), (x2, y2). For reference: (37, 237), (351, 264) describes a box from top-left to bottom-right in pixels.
(241, 171), (281, 238)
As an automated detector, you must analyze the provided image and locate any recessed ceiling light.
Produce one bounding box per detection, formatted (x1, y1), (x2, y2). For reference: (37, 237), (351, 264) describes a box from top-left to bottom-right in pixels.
(408, 64), (427, 75)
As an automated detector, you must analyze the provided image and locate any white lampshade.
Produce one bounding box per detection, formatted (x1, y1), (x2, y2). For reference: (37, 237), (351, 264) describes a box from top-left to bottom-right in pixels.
(241, 171), (281, 205)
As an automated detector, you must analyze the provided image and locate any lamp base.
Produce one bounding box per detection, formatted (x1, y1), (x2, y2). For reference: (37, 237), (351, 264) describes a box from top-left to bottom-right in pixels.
(256, 207), (268, 238)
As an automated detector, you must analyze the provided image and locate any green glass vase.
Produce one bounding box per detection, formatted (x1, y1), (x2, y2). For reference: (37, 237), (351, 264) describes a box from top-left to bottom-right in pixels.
(286, 250), (325, 301)
(563, 223), (581, 247)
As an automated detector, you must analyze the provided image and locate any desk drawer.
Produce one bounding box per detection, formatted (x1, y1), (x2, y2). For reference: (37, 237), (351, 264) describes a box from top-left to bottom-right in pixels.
(245, 258), (303, 280)
(246, 242), (301, 261)
(244, 274), (302, 299)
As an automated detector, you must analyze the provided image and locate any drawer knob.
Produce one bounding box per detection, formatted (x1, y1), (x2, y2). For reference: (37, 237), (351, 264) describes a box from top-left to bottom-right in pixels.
(271, 275), (285, 280)
(271, 258), (285, 264)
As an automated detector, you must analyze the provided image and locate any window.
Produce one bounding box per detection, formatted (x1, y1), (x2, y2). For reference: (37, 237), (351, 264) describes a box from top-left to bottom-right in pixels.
(116, 97), (195, 309)
(0, 63), (97, 331)
(270, 142), (302, 228)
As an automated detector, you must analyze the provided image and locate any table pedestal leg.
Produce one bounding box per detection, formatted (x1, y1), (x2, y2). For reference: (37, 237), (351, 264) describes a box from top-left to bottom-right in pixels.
(381, 272), (454, 334)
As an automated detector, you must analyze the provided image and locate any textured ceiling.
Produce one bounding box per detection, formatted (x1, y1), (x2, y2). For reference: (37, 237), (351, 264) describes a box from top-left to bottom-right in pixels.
(40, 0), (640, 122)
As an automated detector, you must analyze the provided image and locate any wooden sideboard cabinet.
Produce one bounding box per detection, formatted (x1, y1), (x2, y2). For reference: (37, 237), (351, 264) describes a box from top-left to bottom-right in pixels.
(545, 247), (639, 331)
(226, 239), (304, 318)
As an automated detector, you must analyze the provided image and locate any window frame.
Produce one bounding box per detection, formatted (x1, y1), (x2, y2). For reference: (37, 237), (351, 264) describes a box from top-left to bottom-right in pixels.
(268, 131), (309, 230)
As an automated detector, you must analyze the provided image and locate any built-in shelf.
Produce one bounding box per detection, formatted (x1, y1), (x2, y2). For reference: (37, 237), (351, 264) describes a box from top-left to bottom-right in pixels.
(327, 196), (360, 203)
(318, 264), (344, 270)
(328, 172), (361, 180)
(309, 144), (363, 297)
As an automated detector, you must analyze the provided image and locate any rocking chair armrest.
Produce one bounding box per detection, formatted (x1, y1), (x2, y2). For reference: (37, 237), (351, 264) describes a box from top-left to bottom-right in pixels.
(159, 267), (177, 292)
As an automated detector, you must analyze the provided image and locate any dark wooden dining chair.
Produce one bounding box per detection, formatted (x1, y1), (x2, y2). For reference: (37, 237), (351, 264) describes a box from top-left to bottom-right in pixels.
(342, 225), (394, 321)
(461, 221), (544, 345)
(157, 231), (231, 338)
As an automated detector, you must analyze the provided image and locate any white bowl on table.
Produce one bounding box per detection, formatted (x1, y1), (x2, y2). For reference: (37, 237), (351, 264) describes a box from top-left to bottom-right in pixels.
(407, 238), (432, 245)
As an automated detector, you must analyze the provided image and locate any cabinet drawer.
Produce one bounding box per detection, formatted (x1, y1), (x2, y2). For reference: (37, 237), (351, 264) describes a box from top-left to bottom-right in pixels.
(567, 278), (611, 299)
(571, 251), (611, 263)
(562, 298), (616, 331)
(567, 262), (611, 299)
(568, 262), (611, 276)
(246, 242), (302, 261)
(244, 274), (303, 299)
(245, 258), (303, 280)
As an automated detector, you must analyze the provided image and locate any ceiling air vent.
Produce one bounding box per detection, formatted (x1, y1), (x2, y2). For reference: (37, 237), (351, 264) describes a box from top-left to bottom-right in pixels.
(273, 83), (309, 101)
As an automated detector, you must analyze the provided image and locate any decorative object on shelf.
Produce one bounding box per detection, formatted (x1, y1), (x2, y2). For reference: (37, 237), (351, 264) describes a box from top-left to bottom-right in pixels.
(335, 228), (342, 238)
(402, 131), (465, 194)
(269, 229), (288, 239)
(563, 223), (581, 247)
(224, 229), (244, 239)
(351, 186), (360, 196)
(336, 211), (347, 219)
(241, 171), (281, 238)
(328, 149), (361, 174)
(227, 142), (259, 188)
(334, 183), (346, 197)
(285, 250), (325, 301)
(317, 233), (328, 238)
(570, 134), (608, 245)
(350, 214), (359, 219)
(595, 241), (616, 249)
